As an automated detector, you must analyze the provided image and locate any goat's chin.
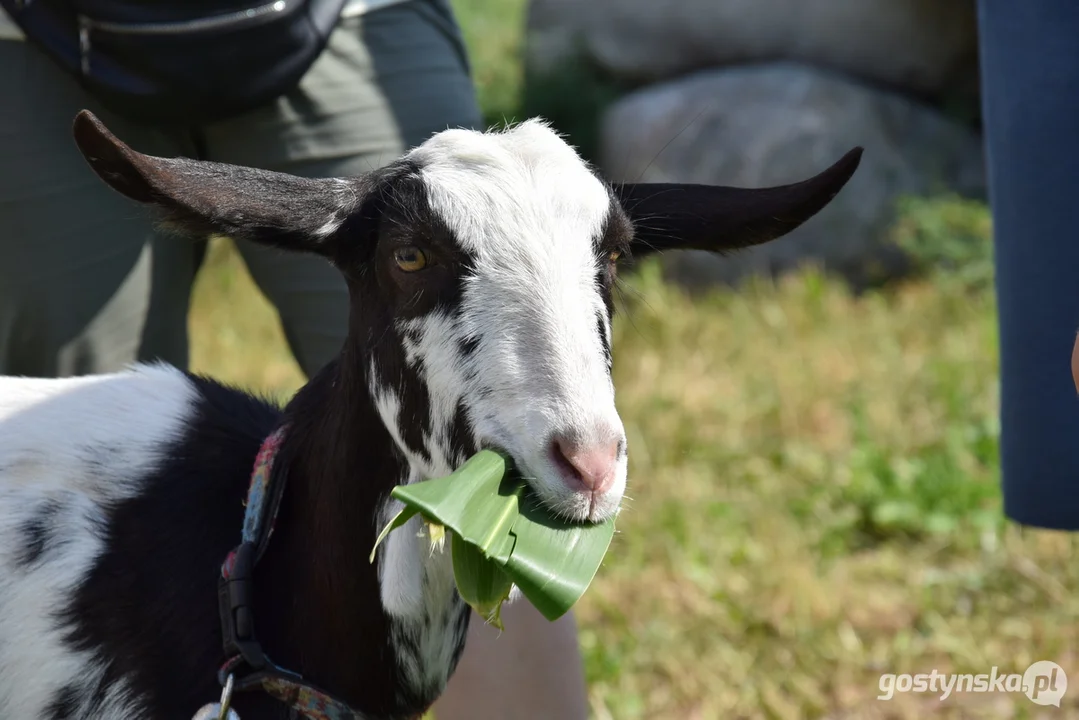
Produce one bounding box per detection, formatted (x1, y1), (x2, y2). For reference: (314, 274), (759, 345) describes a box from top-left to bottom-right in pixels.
(524, 475), (622, 524)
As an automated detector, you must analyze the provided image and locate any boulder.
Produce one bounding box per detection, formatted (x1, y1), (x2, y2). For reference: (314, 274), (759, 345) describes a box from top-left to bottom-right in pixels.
(527, 0), (979, 104)
(600, 63), (985, 290)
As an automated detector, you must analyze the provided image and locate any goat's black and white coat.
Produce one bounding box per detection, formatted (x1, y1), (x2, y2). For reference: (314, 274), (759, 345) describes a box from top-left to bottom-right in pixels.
(0, 111), (861, 719)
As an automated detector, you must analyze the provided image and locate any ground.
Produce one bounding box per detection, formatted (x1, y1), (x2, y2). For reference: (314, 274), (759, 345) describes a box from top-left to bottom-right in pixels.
(187, 1), (1079, 717)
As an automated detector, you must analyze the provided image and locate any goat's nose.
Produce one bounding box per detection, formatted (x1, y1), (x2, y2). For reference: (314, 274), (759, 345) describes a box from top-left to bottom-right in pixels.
(550, 435), (620, 496)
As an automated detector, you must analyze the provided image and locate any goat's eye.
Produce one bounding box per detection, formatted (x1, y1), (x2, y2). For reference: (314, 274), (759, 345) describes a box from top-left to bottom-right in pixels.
(393, 246), (428, 272)
(608, 250), (621, 263)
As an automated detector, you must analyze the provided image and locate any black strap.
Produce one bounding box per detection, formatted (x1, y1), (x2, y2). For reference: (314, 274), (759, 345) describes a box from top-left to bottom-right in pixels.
(218, 541), (267, 671)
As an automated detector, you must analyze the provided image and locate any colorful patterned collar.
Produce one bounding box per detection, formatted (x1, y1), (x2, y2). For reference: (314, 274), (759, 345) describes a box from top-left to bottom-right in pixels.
(212, 426), (373, 720)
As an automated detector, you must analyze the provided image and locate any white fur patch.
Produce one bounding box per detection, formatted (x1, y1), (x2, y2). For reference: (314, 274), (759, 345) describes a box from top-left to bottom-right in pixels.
(376, 472), (464, 701)
(397, 311), (473, 475)
(0, 364), (197, 719)
(314, 216), (344, 238)
(369, 358), (432, 475)
(314, 178), (361, 238)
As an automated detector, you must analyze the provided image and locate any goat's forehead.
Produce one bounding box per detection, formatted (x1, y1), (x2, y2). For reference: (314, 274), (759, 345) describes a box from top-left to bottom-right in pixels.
(405, 121), (613, 256)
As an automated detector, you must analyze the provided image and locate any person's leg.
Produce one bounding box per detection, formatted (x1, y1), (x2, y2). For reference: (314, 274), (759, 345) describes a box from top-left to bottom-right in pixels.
(0, 39), (195, 377)
(202, 1), (483, 375)
(977, 1), (1079, 530)
(134, 196), (208, 371)
(200, 3), (590, 716)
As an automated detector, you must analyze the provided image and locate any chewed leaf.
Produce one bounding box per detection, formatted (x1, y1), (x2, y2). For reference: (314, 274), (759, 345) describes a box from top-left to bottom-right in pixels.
(369, 505), (420, 564)
(451, 532), (514, 629)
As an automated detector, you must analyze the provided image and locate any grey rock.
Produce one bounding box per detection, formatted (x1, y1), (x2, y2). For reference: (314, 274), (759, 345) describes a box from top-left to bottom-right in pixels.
(600, 63), (985, 290)
(527, 0), (978, 103)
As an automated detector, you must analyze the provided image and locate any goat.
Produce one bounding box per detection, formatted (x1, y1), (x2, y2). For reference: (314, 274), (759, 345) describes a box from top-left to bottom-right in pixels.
(0, 110), (861, 719)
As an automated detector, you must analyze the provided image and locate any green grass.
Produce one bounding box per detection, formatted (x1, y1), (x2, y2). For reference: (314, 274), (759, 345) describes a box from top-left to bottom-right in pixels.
(185, 1), (1079, 716)
(452, 0), (528, 130)
(190, 241), (1079, 719)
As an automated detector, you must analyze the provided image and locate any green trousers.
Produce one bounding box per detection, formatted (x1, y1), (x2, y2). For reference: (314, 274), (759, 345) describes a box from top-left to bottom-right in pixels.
(0, 0), (482, 378)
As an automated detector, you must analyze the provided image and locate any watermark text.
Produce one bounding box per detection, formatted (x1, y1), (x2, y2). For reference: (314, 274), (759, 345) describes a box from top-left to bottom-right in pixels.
(877, 661), (1066, 707)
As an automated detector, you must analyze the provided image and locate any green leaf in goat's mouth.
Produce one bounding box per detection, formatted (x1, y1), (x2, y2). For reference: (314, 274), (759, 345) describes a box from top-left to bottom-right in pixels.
(370, 449), (616, 626)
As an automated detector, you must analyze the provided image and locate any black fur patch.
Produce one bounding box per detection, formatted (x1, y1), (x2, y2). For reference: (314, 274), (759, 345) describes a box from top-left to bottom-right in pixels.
(446, 400), (476, 466)
(395, 350), (435, 466)
(459, 335), (480, 357)
(42, 683), (81, 720)
(596, 311), (612, 370)
(448, 603), (472, 671)
(595, 192), (631, 320)
(16, 496), (66, 568)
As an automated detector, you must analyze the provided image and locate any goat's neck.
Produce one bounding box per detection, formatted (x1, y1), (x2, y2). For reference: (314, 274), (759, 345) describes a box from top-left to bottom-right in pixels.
(249, 350), (465, 717)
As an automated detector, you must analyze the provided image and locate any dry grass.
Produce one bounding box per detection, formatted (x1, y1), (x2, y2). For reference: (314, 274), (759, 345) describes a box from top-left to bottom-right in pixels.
(188, 238), (1079, 719)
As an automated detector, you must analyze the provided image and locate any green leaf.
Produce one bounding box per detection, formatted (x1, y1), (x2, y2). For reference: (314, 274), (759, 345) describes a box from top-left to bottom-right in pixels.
(388, 450), (521, 562)
(502, 490), (616, 621)
(371, 449), (616, 625)
(369, 505), (421, 564)
(451, 535), (515, 630)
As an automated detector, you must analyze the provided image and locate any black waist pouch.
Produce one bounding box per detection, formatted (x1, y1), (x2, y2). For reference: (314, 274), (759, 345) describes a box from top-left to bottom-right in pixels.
(1, 0), (348, 125)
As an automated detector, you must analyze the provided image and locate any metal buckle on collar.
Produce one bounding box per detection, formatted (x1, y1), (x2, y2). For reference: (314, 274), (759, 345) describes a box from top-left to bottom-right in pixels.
(218, 541), (267, 673)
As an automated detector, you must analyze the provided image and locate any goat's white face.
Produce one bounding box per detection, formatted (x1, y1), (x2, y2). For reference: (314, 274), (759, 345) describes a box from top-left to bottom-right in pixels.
(70, 110), (863, 526)
(370, 122), (629, 522)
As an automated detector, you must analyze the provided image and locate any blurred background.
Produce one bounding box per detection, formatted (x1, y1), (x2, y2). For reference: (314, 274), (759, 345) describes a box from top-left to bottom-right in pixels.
(189, 1), (1078, 717)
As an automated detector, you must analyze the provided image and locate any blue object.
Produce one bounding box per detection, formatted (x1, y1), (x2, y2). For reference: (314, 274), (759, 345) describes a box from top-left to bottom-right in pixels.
(978, 0), (1079, 529)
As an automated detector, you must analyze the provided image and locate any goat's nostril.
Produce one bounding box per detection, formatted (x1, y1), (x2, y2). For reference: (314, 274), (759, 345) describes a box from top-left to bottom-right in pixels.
(550, 436), (619, 495)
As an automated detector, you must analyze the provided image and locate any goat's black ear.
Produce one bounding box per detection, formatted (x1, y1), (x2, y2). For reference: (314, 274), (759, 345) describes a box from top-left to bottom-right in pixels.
(616, 147), (863, 257)
(71, 110), (360, 255)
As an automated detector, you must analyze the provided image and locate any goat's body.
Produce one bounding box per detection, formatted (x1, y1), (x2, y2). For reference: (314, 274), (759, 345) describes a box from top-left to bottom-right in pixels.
(0, 365), (203, 718)
(0, 365), (467, 719)
(0, 365), (271, 717)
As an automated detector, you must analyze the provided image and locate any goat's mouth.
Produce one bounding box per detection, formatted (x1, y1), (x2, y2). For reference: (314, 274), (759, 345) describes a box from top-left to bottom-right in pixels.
(476, 441), (625, 525)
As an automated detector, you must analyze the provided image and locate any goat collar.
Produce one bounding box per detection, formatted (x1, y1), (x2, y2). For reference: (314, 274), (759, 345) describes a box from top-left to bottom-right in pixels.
(215, 425), (371, 720)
